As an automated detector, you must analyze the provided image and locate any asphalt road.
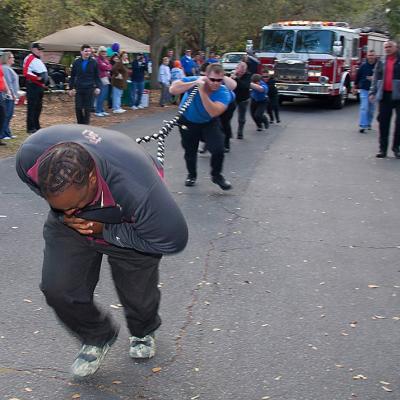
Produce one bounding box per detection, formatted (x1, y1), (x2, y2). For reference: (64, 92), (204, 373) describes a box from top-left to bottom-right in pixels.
(0, 99), (399, 400)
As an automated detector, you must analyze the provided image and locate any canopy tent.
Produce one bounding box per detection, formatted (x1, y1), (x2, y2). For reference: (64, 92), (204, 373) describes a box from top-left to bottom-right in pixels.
(36, 22), (149, 53)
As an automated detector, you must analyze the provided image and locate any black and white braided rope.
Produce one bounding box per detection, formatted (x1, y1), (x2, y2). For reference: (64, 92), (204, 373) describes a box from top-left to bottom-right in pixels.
(136, 86), (199, 167)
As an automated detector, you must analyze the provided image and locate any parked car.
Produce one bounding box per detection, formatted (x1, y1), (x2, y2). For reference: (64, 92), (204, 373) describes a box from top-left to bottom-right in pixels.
(221, 52), (246, 74)
(0, 47), (68, 89)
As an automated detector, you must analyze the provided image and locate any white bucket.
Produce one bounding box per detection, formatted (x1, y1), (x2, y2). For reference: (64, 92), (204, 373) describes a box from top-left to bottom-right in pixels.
(140, 89), (149, 108)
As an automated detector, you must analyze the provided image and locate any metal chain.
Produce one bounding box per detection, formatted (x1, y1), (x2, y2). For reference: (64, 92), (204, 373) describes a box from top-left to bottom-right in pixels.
(136, 86), (199, 168)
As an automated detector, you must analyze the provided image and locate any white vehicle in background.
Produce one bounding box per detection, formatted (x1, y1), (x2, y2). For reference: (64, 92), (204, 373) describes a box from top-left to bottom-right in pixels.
(221, 52), (246, 74)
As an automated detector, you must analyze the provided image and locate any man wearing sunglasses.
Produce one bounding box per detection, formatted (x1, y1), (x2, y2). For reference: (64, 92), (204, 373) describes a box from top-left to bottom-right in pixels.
(16, 125), (188, 378)
(169, 63), (236, 190)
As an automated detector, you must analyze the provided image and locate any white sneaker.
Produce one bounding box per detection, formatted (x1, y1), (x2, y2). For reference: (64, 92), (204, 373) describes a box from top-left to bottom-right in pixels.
(131, 106), (138, 110)
(95, 113), (105, 117)
(3, 137), (12, 140)
(102, 112), (110, 116)
(138, 105), (145, 109)
(113, 109), (126, 114)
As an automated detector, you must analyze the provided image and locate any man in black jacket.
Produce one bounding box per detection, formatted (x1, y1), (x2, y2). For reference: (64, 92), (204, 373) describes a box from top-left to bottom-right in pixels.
(69, 44), (101, 124)
(16, 125), (188, 378)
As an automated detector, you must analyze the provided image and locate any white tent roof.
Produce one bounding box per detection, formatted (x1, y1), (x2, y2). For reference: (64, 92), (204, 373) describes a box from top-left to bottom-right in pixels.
(36, 21), (149, 53)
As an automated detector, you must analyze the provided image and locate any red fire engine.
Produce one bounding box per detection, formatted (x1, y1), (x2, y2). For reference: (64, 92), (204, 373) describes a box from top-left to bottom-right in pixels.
(254, 21), (388, 108)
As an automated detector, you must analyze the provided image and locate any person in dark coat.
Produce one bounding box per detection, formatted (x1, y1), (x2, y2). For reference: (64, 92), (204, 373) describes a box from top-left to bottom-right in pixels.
(16, 125), (188, 378)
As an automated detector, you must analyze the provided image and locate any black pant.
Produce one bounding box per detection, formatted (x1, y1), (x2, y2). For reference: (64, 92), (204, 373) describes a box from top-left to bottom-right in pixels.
(75, 88), (94, 124)
(267, 96), (280, 122)
(378, 91), (400, 154)
(26, 82), (44, 132)
(219, 101), (237, 148)
(250, 99), (269, 128)
(179, 117), (225, 179)
(40, 212), (162, 345)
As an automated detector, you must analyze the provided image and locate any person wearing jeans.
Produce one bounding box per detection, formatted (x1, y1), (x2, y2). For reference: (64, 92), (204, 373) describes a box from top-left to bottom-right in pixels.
(1, 51), (19, 139)
(111, 55), (128, 113)
(95, 46), (112, 117)
(130, 54), (147, 109)
(354, 50), (377, 133)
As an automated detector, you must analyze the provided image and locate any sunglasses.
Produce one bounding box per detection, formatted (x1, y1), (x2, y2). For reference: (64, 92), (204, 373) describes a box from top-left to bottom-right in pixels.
(208, 77), (223, 82)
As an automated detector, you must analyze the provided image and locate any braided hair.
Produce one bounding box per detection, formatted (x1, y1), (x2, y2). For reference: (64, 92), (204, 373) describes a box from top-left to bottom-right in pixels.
(38, 142), (95, 196)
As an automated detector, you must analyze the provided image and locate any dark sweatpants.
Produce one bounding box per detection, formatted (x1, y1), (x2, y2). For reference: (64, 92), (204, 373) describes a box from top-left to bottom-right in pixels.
(179, 117), (225, 179)
(26, 82), (44, 132)
(40, 212), (162, 346)
(378, 91), (400, 154)
(250, 99), (269, 129)
(75, 88), (94, 124)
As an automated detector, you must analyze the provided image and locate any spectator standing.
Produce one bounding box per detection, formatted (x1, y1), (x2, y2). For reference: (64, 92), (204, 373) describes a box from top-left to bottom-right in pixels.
(250, 74), (269, 131)
(158, 57), (171, 107)
(95, 46), (112, 117)
(111, 54), (128, 113)
(231, 61), (251, 139)
(180, 50), (196, 77)
(167, 49), (176, 70)
(265, 73), (280, 123)
(16, 124), (188, 379)
(170, 60), (185, 104)
(69, 45), (101, 124)
(23, 43), (48, 134)
(370, 40), (400, 158)
(130, 53), (147, 110)
(169, 63), (236, 190)
(354, 50), (376, 133)
(206, 51), (219, 64)
(1, 51), (19, 139)
(0, 63), (11, 146)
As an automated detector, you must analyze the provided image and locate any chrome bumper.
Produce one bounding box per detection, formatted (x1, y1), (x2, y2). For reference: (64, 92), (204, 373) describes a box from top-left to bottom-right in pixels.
(276, 83), (332, 96)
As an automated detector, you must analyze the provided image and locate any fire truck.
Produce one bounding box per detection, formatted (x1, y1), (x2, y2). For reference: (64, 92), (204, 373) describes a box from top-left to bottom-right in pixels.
(254, 21), (388, 108)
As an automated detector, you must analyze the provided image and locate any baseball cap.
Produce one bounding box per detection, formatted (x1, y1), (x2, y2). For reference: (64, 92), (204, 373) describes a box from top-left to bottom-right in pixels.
(31, 43), (44, 50)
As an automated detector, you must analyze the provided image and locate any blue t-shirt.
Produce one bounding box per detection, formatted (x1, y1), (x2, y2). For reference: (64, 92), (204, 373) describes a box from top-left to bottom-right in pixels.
(179, 76), (232, 123)
(250, 81), (269, 102)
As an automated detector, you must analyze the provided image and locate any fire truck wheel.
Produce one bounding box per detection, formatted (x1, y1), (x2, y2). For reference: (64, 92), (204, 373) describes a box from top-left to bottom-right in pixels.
(331, 86), (348, 109)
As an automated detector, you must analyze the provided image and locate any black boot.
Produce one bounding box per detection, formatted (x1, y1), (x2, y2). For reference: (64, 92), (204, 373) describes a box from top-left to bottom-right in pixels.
(237, 124), (244, 139)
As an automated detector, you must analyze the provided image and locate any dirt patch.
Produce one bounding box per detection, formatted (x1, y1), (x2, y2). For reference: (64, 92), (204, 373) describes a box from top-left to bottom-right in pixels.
(0, 89), (175, 159)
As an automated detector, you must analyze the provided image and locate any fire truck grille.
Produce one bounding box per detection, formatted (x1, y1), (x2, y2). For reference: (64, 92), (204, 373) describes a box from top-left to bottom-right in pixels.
(275, 62), (307, 81)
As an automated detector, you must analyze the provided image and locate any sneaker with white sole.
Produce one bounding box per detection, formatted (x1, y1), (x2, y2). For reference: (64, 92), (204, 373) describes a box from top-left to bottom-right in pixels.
(138, 105), (145, 109)
(113, 109), (126, 114)
(131, 106), (138, 110)
(102, 112), (110, 116)
(95, 113), (105, 117)
(129, 333), (156, 359)
(71, 331), (118, 378)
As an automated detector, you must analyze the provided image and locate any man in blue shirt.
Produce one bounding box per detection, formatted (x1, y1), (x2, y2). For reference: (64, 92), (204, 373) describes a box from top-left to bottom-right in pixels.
(170, 63), (236, 190)
(180, 49), (196, 76)
(353, 50), (377, 133)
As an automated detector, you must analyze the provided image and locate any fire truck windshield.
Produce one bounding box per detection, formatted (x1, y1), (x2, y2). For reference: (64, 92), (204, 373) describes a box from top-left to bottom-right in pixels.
(295, 30), (334, 54)
(261, 30), (294, 52)
(261, 29), (335, 54)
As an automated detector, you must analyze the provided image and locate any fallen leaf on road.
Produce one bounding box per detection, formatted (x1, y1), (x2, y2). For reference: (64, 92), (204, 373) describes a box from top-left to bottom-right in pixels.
(261, 397), (270, 399)
(191, 396), (200, 400)
(112, 380), (122, 384)
(353, 374), (367, 380)
(274, 375), (282, 380)
(335, 364), (344, 368)
(392, 316), (400, 321)
(372, 315), (386, 320)
(24, 388), (33, 392)
(341, 332), (349, 336)
(71, 395), (81, 399)
(368, 284), (380, 288)
(350, 321), (357, 328)
(23, 299), (32, 303)
(382, 386), (392, 392)
(212, 328), (221, 332)
(152, 367), (162, 373)
(380, 381), (390, 385)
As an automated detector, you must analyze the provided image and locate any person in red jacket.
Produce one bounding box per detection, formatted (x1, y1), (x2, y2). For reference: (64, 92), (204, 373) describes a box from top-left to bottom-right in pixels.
(23, 43), (48, 134)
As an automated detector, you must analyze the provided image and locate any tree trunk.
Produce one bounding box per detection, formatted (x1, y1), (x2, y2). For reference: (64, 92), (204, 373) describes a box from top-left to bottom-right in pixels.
(149, 20), (164, 89)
